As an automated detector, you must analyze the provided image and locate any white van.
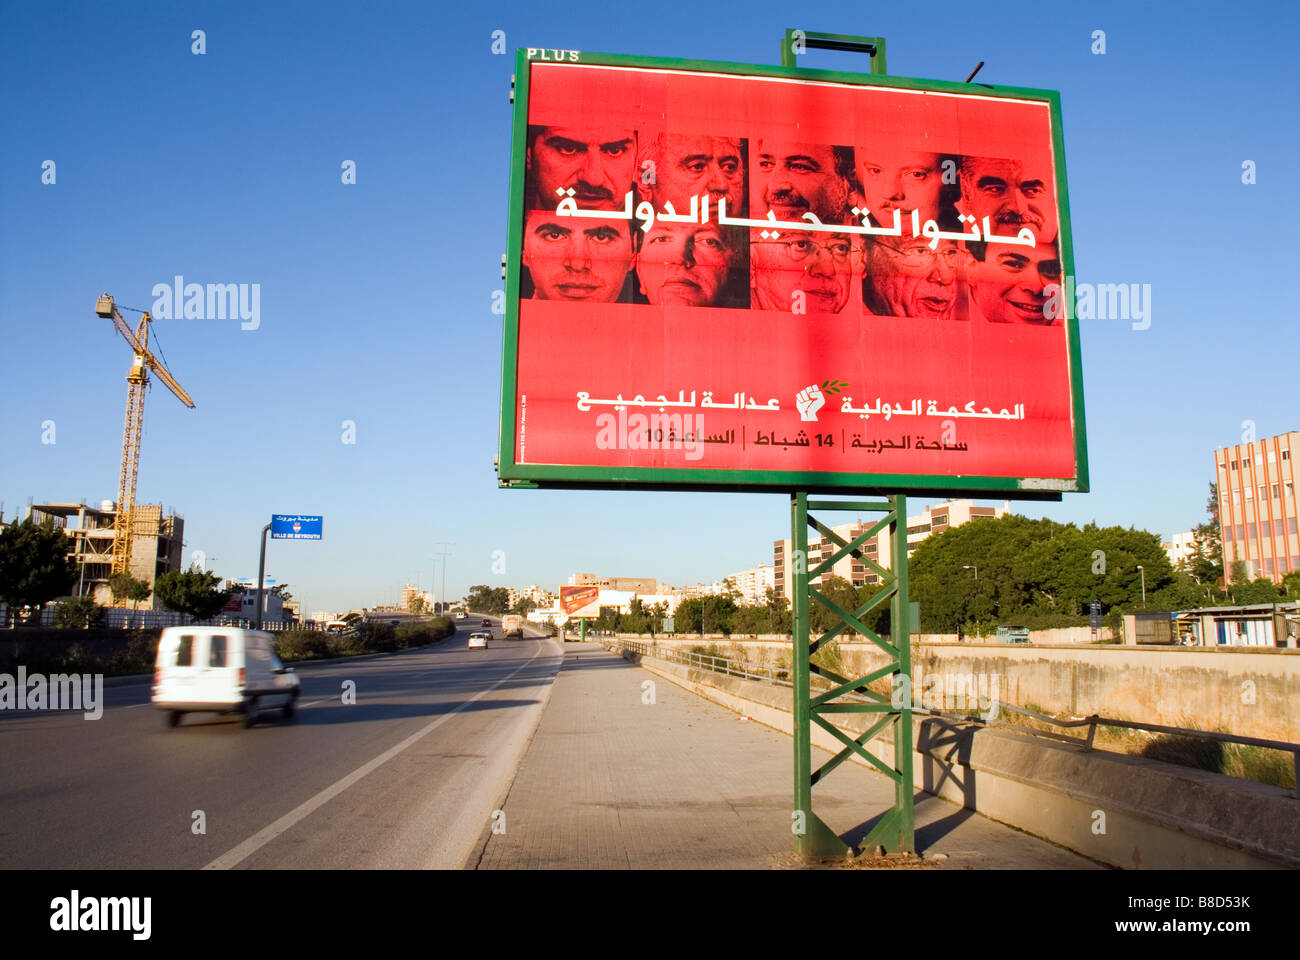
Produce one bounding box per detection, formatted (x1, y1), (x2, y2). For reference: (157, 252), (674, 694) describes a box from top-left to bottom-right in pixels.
(153, 627), (300, 728)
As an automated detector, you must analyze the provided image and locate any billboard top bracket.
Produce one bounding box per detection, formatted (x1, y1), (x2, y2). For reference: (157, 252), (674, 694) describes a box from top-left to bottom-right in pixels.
(782, 30), (888, 75)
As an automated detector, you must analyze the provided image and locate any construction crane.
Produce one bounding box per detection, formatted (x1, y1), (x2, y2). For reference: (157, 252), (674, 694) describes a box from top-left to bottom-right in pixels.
(94, 294), (195, 583)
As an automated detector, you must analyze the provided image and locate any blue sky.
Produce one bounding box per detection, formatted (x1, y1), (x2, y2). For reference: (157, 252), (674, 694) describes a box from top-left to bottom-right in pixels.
(2, 1), (1297, 615)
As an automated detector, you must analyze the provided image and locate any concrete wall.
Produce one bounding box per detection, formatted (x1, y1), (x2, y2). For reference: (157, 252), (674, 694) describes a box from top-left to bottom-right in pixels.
(627, 635), (1300, 743)
(612, 645), (1300, 869)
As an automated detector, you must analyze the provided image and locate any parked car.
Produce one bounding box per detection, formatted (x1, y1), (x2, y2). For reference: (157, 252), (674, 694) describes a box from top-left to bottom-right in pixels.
(152, 626), (299, 729)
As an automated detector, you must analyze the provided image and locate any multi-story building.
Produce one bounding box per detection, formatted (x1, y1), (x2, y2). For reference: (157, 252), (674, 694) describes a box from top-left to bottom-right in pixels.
(1215, 429), (1299, 583)
(1162, 531), (1197, 571)
(569, 573), (659, 593)
(774, 500), (1009, 601)
(723, 564), (777, 605)
(25, 500), (184, 607)
(508, 585), (555, 609)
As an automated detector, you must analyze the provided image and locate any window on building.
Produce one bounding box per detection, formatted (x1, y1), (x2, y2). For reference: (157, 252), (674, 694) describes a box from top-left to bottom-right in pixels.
(1248, 523), (1256, 538)
(1231, 460), (1238, 470)
(1263, 559), (1273, 575)
(1268, 449), (1276, 462)
(1290, 518), (1298, 535)
(1273, 484), (1280, 499)
(1244, 487), (1252, 499)
(1283, 450), (1290, 461)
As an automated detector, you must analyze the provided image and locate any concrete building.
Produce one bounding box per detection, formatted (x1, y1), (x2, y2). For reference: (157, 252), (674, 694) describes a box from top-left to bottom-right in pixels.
(569, 573), (660, 593)
(1162, 531), (1197, 571)
(25, 500), (184, 608)
(774, 499), (1009, 601)
(722, 564), (777, 605)
(508, 585), (555, 609)
(1214, 429), (1299, 583)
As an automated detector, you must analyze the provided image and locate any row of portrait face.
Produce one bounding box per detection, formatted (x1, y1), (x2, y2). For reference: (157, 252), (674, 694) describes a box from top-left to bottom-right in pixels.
(520, 213), (1063, 324)
(524, 126), (1060, 246)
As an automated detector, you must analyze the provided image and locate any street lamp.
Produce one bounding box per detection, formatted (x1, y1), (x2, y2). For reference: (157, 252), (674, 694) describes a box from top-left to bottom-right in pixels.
(1136, 564), (1146, 605)
(963, 564), (978, 579)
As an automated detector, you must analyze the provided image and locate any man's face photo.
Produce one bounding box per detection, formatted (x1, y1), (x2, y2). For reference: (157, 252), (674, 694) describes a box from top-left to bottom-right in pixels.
(864, 237), (964, 320)
(959, 156), (1058, 245)
(634, 222), (732, 306)
(522, 211), (632, 303)
(750, 231), (854, 314)
(967, 239), (1062, 324)
(856, 148), (944, 229)
(751, 140), (851, 225)
(645, 134), (745, 216)
(527, 126), (637, 211)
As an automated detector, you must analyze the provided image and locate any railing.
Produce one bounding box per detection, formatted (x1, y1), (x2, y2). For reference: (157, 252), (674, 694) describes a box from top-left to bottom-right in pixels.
(603, 636), (1300, 798)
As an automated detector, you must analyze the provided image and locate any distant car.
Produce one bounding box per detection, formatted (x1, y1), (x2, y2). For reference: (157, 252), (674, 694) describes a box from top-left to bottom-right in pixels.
(481, 619), (491, 628)
(455, 611), (466, 620)
(467, 632), (489, 649)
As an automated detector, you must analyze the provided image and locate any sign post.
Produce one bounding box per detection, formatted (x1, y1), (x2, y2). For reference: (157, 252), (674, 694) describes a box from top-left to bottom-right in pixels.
(255, 514), (323, 629)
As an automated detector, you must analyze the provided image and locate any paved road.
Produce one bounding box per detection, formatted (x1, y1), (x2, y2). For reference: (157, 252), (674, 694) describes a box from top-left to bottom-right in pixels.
(0, 621), (562, 869)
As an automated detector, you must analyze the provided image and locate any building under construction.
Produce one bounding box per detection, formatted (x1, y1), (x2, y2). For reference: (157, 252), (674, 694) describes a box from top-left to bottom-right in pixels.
(25, 500), (185, 608)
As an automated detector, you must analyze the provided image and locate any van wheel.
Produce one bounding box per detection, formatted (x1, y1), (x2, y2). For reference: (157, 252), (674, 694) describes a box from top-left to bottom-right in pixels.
(281, 695), (296, 721)
(166, 711), (181, 729)
(243, 698), (258, 728)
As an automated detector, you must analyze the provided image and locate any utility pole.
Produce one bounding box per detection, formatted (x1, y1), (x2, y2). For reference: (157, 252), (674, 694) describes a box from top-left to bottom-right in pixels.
(433, 541), (453, 613)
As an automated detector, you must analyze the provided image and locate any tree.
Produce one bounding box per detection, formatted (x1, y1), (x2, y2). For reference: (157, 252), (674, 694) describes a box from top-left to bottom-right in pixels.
(409, 595), (427, 614)
(109, 571), (153, 628)
(270, 583), (293, 602)
(1191, 482), (1224, 585)
(154, 566), (232, 620)
(511, 596), (537, 617)
(1282, 571), (1300, 601)
(52, 596), (105, 629)
(0, 518), (79, 626)
(811, 575), (858, 633)
(464, 585), (509, 615)
(1232, 578), (1280, 605)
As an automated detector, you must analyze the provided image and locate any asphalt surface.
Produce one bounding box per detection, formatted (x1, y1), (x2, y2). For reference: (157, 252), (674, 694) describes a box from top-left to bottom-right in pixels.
(0, 618), (562, 869)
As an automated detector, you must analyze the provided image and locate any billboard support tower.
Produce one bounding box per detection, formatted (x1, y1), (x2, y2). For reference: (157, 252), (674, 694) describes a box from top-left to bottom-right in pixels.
(790, 492), (914, 858)
(781, 32), (910, 859)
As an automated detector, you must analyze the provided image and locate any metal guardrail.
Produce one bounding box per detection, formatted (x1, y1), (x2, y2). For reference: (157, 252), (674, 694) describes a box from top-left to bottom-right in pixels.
(603, 636), (1300, 798)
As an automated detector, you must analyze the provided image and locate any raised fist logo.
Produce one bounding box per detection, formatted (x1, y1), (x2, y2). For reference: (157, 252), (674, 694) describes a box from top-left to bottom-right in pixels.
(795, 384), (825, 422)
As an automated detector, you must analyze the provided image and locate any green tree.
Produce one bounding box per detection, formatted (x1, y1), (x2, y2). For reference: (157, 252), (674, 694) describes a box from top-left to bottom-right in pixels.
(1230, 560), (1249, 585)
(1282, 571), (1300, 600)
(270, 583), (293, 602)
(811, 575), (858, 633)
(1191, 482), (1224, 585)
(511, 596), (537, 617)
(52, 595), (105, 629)
(0, 518), (78, 626)
(409, 595), (427, 614)
(109, 571), (152, 625)
(465, 585), (509, 615)
(701, 594), (737, 634)
(1232, 578), (1280, 605)
(155, 566), (232, 620)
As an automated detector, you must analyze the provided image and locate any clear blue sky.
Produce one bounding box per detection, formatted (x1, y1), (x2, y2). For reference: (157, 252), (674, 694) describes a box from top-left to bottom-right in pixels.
(3, 1), (1297, 616)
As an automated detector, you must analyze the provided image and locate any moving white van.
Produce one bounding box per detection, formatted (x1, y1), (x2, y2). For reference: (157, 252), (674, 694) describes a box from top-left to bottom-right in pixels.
(153, 627), (300, 728)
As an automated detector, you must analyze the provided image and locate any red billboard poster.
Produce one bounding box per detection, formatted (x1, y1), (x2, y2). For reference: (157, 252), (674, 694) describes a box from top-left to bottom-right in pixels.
(499, 52), (1087, 497)
(560, 585), (601, 616)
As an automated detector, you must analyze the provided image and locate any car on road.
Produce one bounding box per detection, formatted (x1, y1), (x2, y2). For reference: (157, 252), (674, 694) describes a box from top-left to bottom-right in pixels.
(481, 618), (491, 628)
(152, 626), (299, 729)
(455, 611), (466, 620)
(467, 632), (490, 649)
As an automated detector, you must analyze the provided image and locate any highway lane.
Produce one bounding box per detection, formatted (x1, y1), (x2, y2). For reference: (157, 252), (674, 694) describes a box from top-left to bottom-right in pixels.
(0, 620), (561, 869)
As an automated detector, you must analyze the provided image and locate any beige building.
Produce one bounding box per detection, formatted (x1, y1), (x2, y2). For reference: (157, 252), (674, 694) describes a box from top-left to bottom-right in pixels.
(26, 500), (184, 607)
(1162, 531), (1197, 571)
(773, 499), (1009, 601)
(1215, 429), (1299, 583)
(569, 573), (659, 593)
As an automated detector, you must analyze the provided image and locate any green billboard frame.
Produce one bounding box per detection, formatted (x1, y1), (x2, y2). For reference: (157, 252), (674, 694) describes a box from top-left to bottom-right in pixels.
(497, 47), (1087, 502)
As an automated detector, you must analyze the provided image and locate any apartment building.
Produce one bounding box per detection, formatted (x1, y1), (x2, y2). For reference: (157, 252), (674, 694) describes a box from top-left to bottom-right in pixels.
(1215, 429), (1299, 583)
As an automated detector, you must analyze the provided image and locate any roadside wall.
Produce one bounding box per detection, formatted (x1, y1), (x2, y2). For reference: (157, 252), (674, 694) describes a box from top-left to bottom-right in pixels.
(621, 636), (1300, 742)
(610, 645), (1300, 869)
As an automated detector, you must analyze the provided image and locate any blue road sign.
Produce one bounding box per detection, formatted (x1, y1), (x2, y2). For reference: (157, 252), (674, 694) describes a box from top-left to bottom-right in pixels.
(271, 514), (323, 540)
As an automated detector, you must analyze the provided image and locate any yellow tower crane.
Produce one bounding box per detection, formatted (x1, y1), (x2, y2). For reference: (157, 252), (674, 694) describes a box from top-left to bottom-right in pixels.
(94, 294), (195, 583)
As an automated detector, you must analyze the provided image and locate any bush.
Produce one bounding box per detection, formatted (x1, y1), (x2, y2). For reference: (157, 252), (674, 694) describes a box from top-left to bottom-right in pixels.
(52, 596), (105, 629)
(357, 621), (397, 652)
(275, 629), (330, 661)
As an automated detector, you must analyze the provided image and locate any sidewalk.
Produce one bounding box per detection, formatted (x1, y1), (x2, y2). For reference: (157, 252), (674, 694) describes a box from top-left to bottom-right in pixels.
(473, 643), (1099, 869)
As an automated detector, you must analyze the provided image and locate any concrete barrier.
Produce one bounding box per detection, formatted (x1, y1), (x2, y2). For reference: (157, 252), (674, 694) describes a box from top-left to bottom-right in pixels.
(610, 644), (1300, 869)
(624, 635), (1300, 743)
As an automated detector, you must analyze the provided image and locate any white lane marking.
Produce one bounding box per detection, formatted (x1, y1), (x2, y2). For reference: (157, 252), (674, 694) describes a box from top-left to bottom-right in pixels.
(203, 642), (555, 870)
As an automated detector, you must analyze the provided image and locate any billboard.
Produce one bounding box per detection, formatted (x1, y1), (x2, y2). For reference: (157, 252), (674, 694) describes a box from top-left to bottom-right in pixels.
(498, 51), (1086, 497)
(560, 585), (601, 618)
